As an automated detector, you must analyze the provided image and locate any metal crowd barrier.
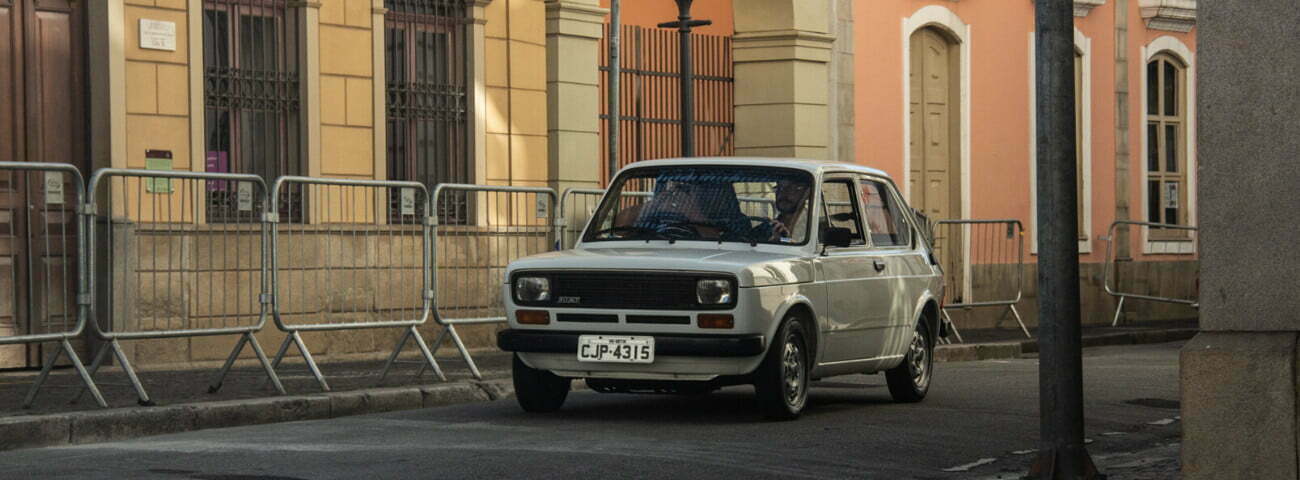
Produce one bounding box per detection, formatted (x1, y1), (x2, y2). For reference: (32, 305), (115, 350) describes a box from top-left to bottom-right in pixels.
(557, 188), (607, 249)
(267, 177), (436, 392)
(79, 169), (283, 406)
(430, 184), (557, 379)
(932, 219), (1028, 342)
(1102, 220), (1199, 326)
(0, 163), (106, 408)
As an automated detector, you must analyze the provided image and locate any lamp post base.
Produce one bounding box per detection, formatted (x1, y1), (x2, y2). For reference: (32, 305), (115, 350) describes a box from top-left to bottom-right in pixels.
(1026, 445), (1105, 480)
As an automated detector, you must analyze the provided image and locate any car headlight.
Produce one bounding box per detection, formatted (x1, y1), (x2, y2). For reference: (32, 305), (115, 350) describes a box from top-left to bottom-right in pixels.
(514, 276), (551, 303)
(696, 279), (733, 305)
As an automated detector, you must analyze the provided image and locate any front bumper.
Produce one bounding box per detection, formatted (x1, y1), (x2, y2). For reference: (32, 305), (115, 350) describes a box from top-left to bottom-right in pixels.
(498, 329), (765, 357)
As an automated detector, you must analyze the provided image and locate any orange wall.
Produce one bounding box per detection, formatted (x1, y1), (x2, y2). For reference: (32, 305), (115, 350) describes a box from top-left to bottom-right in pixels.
(854, 1), (1195, 262)
(598, 0), (734, 36)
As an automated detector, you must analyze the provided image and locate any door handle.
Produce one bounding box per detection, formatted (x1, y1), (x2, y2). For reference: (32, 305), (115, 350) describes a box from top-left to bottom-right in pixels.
(873, 260), (886, 272)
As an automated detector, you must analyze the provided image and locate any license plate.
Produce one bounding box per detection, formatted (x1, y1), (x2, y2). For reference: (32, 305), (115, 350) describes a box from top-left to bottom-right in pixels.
(577, 335), (654, 364)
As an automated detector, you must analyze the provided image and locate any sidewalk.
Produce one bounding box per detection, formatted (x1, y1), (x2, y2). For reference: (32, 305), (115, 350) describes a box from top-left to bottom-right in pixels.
(935, 318), (1197, 361)
(0, 320), (1196, 452)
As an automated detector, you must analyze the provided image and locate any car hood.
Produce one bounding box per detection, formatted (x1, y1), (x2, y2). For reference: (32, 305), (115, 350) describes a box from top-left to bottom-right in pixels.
(506, 247), (814, 287)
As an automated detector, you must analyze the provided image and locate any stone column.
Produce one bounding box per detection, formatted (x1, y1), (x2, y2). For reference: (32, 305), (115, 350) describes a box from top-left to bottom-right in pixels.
(544, 0), (605, 193)
(732, 0), (835, 159)
(1181, 1), (1300, 478)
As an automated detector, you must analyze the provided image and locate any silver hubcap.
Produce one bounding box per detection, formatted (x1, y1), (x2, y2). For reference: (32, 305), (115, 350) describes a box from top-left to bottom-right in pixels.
(909, 329), (930, 389)
(782, 339), (805, 407)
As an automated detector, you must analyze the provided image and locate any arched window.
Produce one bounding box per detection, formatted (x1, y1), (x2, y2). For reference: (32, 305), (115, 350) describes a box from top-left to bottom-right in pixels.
(1145, 53), (1186, 236)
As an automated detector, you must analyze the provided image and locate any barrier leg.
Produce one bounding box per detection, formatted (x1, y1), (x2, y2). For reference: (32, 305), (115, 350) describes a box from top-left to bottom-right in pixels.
(445, 324), (482, 380)
(70, 341), (113, 405)
(1111, 296), (1126, 327)
(408, 326), (446, 382)
(209, 332), (250, 394)
(61, 340), (109, 408)
(416, 326), (451, 379)
(23, 340), (106, 409)
(942, 309), (964, 344)
(246, 333), (285, 395)
(378, 328), (414, 383)
(291, 331), (330, 392)
(22, 343), (66, 409)
(108, 339), (153, 407)
(1010, 305), (1031, 339)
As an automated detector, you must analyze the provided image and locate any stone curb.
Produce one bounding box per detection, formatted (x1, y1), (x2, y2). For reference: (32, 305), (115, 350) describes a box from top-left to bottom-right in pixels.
(933, 328), (1199, 363)
(0, 378), (515, 453)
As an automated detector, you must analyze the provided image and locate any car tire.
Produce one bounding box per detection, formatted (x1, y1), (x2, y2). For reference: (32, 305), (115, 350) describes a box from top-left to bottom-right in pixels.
(754, 316), (810, 420)
(886, 320), (933, 403)
(512, 354), (571, 413)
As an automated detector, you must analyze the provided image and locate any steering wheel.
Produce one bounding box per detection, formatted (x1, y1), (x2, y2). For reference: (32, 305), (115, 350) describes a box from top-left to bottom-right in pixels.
(748, 216), (779, 241)
(654, 213), (701, 239)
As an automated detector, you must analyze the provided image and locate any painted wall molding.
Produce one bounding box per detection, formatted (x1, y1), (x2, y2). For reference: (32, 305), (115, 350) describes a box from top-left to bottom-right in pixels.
(901, 4), (971, 300)
(1028, 28), (1094, 256)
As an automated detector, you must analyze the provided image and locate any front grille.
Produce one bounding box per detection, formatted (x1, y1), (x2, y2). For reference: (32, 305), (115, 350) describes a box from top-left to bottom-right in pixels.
(519, 271), (734, 310)
(557, 313), (618, 323)
(627, 315), (691, 325)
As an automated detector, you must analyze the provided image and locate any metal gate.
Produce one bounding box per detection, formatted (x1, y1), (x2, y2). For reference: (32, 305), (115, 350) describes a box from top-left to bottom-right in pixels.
(598, 24), (734, 180)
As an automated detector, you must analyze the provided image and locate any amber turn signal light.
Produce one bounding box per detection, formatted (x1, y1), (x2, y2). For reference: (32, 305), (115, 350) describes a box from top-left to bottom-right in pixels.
(698, 314), (734, 329)
(516, 310), (550, 325)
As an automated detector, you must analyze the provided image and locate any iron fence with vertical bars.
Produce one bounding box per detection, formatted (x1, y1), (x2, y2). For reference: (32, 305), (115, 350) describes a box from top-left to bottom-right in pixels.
(598, 25), (734, 182)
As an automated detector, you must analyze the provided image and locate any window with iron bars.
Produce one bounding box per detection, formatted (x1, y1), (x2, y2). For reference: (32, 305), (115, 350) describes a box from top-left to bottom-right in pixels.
(385, 0), (472, 224)
(203, 0), (301, 222)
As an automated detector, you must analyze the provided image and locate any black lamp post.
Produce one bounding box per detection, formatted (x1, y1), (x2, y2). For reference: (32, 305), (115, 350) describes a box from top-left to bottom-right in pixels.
(1029, 0), (1101, 478)
(657, 0), (710, 157)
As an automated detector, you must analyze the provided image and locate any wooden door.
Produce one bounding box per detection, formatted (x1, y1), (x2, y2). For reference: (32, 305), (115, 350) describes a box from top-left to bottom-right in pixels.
(0, 0), (85, 369)
(908, 27), (963, 302)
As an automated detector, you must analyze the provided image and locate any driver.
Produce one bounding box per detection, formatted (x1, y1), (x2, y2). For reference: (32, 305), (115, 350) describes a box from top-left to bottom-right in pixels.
(768, 178), (810, 242)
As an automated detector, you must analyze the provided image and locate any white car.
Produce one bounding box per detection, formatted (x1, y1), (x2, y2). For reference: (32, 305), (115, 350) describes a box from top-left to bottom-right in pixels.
(497, 158), (946, 418)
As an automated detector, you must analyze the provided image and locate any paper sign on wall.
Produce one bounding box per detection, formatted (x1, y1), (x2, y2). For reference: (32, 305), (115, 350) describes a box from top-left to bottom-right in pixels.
(145, 150), (173, 194)
(44, 172), (64, 205)
(400, 188), (416, 216)
(237, 182), (254, 211)
(535, 196), (548, 219)
(140, 19), (177, 51)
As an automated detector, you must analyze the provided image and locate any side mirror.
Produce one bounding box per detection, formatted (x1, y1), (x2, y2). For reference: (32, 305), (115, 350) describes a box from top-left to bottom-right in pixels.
(822, 227), (854, 248)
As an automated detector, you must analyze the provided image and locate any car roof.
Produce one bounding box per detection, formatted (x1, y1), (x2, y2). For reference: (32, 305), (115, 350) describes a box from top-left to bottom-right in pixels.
(621, 157), (892, 179)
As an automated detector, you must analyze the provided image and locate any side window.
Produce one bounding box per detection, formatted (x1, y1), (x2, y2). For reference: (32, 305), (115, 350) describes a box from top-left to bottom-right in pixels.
(820, 180), (866, 246)
(859, 179), (912, 247)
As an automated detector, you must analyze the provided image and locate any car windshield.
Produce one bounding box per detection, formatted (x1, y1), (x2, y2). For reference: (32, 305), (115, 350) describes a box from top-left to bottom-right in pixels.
(583, 166), (813, 245)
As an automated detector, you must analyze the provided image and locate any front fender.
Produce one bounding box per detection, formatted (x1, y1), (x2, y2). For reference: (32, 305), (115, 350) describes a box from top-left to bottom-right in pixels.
(766, 291), (821, 365)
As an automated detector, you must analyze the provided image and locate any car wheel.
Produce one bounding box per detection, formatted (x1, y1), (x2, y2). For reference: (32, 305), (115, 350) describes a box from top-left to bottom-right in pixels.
(512, 354), (571, 412)
(886, 320), (933, 403)
(754, 316), (810, 420)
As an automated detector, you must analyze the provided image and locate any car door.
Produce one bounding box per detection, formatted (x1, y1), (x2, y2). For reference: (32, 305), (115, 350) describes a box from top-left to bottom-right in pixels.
(813, 176), (892, 363)
(859, 176), (929, 359)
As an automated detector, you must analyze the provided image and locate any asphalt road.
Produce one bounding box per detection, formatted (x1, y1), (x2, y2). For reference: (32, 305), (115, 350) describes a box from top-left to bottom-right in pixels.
(0, 342), (1184, 479)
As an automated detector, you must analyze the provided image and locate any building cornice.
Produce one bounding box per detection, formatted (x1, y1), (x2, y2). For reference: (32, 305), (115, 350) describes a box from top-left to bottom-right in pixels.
(1139, 0), (1196, 33)
(1074, 0), (1106, 17)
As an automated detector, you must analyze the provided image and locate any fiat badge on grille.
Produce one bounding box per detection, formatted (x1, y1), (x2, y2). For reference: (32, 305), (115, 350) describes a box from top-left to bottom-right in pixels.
(557, 296), (581, 304)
